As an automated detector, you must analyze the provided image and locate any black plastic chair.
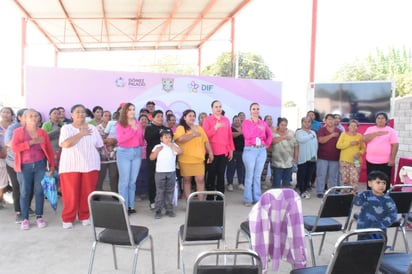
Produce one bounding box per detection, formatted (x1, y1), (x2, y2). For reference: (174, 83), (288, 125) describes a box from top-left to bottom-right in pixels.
(387, 184), (412, 252)
(178, 191), (226, 274)
(290, 228), (387, 274)
(193, 249), (262, 274)
(303, 186), (355, 266)
(235, 220), (251, 249)
(87, 191), (155, 274)
(379, 252), (412, 274)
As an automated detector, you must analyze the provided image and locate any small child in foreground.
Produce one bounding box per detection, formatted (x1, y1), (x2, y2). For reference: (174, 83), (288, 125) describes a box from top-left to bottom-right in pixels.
(354, 170), (397, 240)
(150, 129), (182, 219)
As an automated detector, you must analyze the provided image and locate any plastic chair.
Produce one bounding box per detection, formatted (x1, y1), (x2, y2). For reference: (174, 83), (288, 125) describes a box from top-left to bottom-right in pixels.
(379, 252), (412, 274)
(290, 228), (387, 274)
(235, 220), (251, 249)
(87, 191), (155, 274)
(387, 184), (412, 252)
(177, 191), (226, 273)
(303, 186), (355, 266)
(193, 248), (262, 274)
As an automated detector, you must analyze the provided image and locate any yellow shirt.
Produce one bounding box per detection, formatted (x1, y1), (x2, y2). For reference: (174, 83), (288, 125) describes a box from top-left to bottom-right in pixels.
(336, 132), (365, 163)
(174, 125), (209, 164)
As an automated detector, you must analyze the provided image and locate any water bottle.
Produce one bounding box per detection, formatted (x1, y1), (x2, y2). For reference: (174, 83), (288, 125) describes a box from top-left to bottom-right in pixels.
(354, 159), (361, 168)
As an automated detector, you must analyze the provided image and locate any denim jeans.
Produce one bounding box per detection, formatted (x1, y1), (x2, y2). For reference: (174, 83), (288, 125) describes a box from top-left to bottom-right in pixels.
(226, 150), (245, 185)
(17, 159), (47, 220)
(116, 146), (142, 209)
(316, 159), (339, 194)
(242, 146), (266, 203)
(297, 161), (316, 194)
(272, 167), (293, 188)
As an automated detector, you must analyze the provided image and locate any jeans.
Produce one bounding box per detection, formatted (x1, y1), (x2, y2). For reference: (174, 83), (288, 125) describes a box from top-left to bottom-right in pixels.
(206, 154), (228, 200)
(136, 159), (149, 195)
(226, 150), (245, 185)
(17, 159), (47, 220)
(297, 161), (316, 194)
(116, 146), (142, 209)
(154, 171), (176, 212)
(316, 159), (339, 194)
(96, 162), (119, 192)
(242, 146), (266, 203)
(272, 167), (293, 188)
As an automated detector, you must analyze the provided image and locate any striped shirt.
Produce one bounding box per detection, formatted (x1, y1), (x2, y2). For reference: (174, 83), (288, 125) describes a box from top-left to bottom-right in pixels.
(58, 124), (103, 173)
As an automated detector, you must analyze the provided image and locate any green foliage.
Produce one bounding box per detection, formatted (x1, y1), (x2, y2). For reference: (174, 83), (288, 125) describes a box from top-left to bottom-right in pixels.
(333, 47), (412, 97)
(202, 52), (274, 80)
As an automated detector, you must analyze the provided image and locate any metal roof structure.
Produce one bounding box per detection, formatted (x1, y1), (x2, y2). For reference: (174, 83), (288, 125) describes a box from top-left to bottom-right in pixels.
(12, 0), (251, 52)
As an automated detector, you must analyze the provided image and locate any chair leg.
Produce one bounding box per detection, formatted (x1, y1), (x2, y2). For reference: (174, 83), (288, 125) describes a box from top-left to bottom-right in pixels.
(318, 232), (326, 256)
(177, 234), (181, 269)
(149, 235), (155, 274)
(235, 229), (241, 248)
(400, 226), (409, 252)
(111, 245), (118, 269)
(131, 248), (139, 274)
(88, 241), (97, 274)
(307, 235), (317, 266)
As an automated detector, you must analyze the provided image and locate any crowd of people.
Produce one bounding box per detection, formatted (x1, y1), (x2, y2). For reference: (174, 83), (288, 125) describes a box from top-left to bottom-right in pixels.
(0, 102), (401, 235)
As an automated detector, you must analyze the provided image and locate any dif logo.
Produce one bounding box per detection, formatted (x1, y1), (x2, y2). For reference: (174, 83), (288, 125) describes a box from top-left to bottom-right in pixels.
(201, 84), (214, 92)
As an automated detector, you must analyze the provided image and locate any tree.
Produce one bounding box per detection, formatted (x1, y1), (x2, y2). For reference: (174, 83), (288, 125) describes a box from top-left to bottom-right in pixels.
(333, 47), (412, 97)
(202, 52), (274, 80)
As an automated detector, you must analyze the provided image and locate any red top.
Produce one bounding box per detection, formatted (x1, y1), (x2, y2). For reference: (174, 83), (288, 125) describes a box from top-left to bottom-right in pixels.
(11, 127), (55, 172)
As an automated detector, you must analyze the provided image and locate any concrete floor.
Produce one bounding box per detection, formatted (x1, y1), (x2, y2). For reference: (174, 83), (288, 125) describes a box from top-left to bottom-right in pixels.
(0, 181), (410, 274)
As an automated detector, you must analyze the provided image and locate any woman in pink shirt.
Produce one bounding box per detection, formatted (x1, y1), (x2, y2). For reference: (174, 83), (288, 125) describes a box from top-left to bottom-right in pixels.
(363, 112), (399, 191)
(115, 103), (144, 214)
(242, 103), (273, 206)
(202, 100), (234, 199)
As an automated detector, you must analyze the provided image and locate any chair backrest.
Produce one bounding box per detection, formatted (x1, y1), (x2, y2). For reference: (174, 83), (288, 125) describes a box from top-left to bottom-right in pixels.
(183, 191), (225, 239)
(88, 191), (135, 244)
(326, 228), (386, 274)
(389, 184), (412, 214)
(193, 249), (262, 274)
(314, 186), (354, 229)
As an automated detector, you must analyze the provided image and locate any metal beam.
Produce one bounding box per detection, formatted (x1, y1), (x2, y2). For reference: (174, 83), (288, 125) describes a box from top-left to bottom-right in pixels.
(177, 0), (217, 48)
(199, 0), (251, 48)
(100, 0), (111, 50)
(58, 0), (85, 50)
(156, 0), (181, 48)
(13, 0), (59, 52)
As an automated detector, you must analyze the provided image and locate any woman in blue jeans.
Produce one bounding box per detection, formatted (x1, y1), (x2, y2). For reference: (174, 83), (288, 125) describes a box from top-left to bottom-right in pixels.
(116, 103), (144, 214)
(11, 109), (55, 230)
(241, 103), (273, 206)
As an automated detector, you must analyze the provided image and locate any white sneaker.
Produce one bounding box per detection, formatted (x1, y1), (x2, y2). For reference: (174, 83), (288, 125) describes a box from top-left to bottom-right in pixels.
(227, 184), (234, 192)
(62, 222), (73, 229)
(81, 219), (90, 226)
(304, 191), (311, 199)
(238, 184), (245, 190)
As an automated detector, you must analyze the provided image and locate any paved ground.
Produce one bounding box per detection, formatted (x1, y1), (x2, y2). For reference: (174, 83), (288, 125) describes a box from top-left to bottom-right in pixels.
(0, 181), (410, 274)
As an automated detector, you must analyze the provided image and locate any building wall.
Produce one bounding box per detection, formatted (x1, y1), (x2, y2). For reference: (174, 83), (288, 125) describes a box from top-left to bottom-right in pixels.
(393, 95), (412, 170)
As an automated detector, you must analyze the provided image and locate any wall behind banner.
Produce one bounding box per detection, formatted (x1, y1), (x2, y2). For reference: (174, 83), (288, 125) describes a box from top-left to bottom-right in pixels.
(25, 66), (282, 121)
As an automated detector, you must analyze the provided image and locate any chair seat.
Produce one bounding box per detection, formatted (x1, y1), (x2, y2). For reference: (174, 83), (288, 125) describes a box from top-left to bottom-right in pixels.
(240, 221), (250, 237)
(99, 225), (149, 245)
(290, 265), (327, 274)
(303, 216), (342, 232)
(408, 212), (412, 222)
(380, 253), (412, 274)
(179, 225), (223, 241)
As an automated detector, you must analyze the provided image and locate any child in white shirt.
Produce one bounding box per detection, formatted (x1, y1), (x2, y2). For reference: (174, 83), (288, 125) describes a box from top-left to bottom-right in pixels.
(150, 129), (182, 219)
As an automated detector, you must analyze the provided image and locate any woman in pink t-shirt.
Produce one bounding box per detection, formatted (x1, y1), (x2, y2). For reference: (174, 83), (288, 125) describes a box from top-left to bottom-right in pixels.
(363, 112), (399, 191)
